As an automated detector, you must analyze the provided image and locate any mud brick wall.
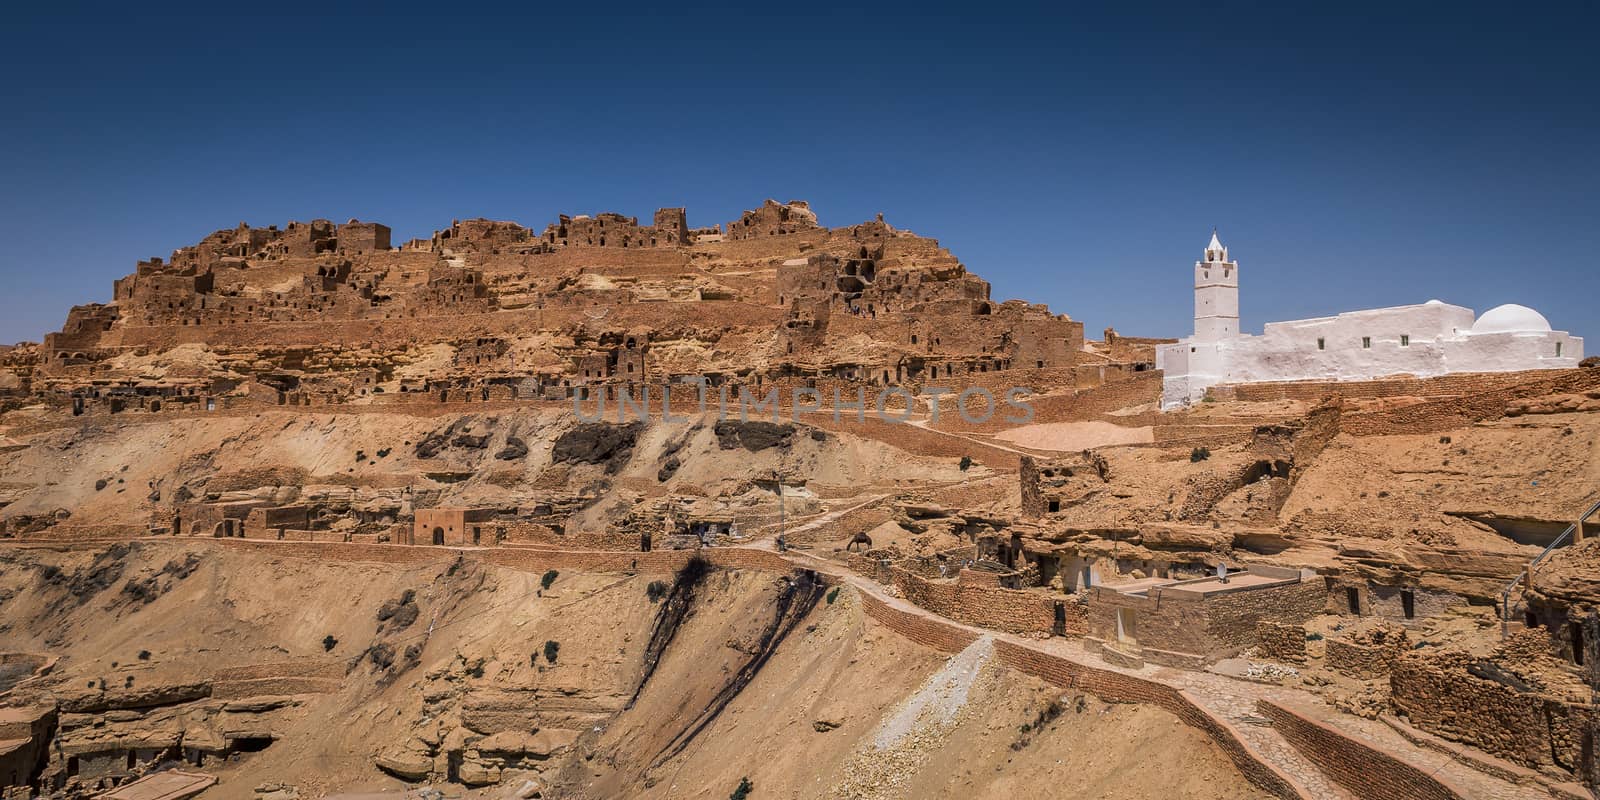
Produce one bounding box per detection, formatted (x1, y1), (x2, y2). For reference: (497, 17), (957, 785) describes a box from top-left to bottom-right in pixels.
(497, 527), (642, 551)
(22, 524), (148, 541)
(858, 593), (981, 653)
(1088, 592), (1210, 659)
(1326, 637), (1406, 679)
(1257, 700), (1467, 800)
(1254, 621), (1308, 664)
(1389, 651), (1596, 775)
(479, 547), (691, 575)
(480, 544), (797, 577)
(1341, 368), (1600, 437)
(1214, 369), (1559, 404)
(885, 566), (1071, 636)
(931, 371), (1163, 434)
(1200, 580), (1325, 653)
(0, 705), (54, 794)
(211, 538), (801, 579)
(217, 539), (458, 565)
(798, 411), (1020, 470)
(842, 551), (893, 583)
(989, 641), (1304, 799)
(1090, 579), (1324, 663)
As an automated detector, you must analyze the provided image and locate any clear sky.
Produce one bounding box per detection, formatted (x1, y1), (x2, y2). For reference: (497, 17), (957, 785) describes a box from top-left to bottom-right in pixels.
(1, 3), (1595, 345)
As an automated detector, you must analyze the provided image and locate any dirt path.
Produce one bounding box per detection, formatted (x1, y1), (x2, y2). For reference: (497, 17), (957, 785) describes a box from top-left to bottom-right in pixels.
(776, 548), (1554, 800)
(0, 534), (1562, 800)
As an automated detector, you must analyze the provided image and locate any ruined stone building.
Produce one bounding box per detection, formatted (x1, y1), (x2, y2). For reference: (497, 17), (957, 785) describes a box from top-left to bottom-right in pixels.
(24, 199), (1116, 412)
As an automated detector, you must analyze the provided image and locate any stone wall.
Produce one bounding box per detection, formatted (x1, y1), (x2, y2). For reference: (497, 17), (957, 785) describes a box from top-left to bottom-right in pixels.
(1389, 650), (1597, 777)
(882, 565), (1074, 636)
(1211, 369), (1564, 404)
(1088, 574), (1325, 665)
(1257, 700), (1467, 800)
(1340, 368), (1600, 437)
(1254, 621), (1308, 664)
(0, 705), (54, 791)
(1326, 630), (1409, 680)
(854, 593), (1302, 799)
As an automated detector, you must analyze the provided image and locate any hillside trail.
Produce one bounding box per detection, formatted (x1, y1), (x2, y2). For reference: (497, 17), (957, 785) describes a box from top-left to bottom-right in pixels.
(774, 546), (1553, 800)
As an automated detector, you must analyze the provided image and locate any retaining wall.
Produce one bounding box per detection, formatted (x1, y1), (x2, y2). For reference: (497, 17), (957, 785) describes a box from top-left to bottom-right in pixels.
(1258, 699), (1467, 800)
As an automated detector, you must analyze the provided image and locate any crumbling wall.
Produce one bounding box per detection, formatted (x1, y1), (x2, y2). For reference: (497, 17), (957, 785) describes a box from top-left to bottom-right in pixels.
(725, 199), (819, 240)
(1326, 627), (1410, 679)
(883, 566), (1071, 636)
(1389, 650), (1596, 776)
(1254, 621), (1308, 664)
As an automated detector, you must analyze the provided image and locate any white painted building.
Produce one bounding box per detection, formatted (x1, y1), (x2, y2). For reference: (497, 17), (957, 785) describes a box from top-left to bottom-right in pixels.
(1156, 232), (1584, 409)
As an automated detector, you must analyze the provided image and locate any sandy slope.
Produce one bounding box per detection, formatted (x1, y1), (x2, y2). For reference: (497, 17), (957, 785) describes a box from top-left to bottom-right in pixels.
(0, 544), (1267, 799)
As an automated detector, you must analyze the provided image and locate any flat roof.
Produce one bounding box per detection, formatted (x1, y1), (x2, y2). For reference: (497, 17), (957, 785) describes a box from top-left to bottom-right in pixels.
(101, 770), (217, 800)
(1168, 571), (1291, 595)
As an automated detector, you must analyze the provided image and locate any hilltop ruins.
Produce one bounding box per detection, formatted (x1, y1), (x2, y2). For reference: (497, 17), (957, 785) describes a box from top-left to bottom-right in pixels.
(0, 200), (1596, 800)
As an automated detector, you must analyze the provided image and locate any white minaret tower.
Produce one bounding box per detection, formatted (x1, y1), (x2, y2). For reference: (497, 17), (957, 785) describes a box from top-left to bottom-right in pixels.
(1193, 229), (1239, 341)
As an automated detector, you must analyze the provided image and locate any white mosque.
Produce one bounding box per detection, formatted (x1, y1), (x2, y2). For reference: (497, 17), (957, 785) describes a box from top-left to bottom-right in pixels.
(1155, 232), (1584, 410)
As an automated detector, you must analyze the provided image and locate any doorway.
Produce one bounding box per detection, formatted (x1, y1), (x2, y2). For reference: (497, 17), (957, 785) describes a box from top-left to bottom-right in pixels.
(432, 527), (445, 546)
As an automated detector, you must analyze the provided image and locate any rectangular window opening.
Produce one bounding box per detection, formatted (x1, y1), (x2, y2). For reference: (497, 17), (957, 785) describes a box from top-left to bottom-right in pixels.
(1400, 334), (1410, 347)
(1361, 336), (1371, 349)
(1317, 337), (1325, 351)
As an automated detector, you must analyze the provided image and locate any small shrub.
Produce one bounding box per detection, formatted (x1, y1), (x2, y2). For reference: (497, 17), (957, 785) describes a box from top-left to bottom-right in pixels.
(543, 640), (560, 663)
(730, 777), (753, 800)
(826, 587), (840, 605)
(1190, 446), (1211, 463)
(322, 635), (338, 652)
(124, 675), (134, 687)
(958, 455), (972, 472)
(1305, 632), (1324, 641)
(137, 650), (151, 661)
(540, 570), (559, 591)
(646, 580), (669, 603)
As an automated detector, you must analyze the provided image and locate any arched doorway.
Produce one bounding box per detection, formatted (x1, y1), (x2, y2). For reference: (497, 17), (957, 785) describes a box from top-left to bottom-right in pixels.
(432, 527), (445, 546)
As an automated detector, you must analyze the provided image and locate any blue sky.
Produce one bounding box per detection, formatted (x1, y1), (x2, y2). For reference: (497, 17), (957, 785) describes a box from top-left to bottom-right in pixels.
(1, 2), (1595, 345)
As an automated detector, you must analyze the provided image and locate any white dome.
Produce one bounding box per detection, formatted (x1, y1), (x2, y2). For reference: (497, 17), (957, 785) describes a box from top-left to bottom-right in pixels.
(1471, 304), (1552, 334)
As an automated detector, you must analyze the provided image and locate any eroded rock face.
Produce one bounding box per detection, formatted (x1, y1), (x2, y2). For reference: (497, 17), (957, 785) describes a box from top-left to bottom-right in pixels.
(551, 423), (643, 473)
(713, 420), (794, 452)
(496, 436), (529, 460)
(58, 681), (212, 713)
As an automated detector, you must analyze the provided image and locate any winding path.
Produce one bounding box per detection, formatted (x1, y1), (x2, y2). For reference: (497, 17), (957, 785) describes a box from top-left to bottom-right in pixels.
(771, 545), (1565, 800)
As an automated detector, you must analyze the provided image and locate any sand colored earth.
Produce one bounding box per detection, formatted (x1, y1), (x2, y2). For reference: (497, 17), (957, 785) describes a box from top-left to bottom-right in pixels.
(994, 420), (1154, 451)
